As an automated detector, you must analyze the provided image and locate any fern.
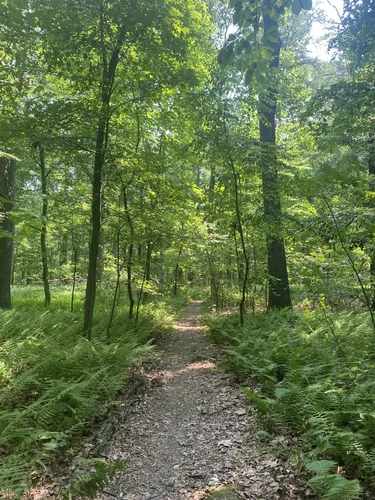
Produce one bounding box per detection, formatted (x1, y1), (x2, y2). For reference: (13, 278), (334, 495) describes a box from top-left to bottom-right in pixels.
(208, 308), (375, 496)
(308, 473), (361, 500)
(63, 458), (128, 499)
(240, 387), (276, 415)
(0, 293), (177, 495)
(306, 460), (337, 475)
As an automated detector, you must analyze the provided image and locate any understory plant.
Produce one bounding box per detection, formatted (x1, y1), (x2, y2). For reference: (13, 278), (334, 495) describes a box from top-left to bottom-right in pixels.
(208, 308), (375, 498)
(0, 288), (180, 497)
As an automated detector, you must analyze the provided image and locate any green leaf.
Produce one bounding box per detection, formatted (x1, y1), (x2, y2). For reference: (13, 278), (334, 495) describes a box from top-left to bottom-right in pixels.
(261, 46), (273, 61)
(268, 8), (280, 21)
(306, 460), (337, 475)
(245, 67), (254, 86)
(218, 44), (234, 67)
(291, 0), (302, 15)
(300, 0), (312, 10)
(233, 9), (244, 26)
(256, 60), (267, 73)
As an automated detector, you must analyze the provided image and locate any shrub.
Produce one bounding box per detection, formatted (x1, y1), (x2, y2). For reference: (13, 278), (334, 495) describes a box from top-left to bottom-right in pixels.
(208, 309), (375, 497)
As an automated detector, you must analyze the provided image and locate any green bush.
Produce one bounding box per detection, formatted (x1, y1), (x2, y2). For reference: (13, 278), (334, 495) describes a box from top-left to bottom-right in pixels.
(208, 309), (375, 497)
(0, 287), (182, 496)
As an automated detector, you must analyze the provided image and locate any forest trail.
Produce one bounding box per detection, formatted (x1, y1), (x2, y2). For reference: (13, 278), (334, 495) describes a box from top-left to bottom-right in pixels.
(100, 302), (300, 500)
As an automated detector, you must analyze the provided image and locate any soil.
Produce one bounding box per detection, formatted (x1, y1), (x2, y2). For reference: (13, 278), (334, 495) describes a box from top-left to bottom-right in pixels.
(98, 301), (304, 500)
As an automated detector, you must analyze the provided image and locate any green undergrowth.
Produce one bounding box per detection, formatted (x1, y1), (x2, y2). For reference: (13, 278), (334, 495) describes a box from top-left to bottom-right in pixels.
(208, 308), (375, 499)
(0, 286), (187, 497)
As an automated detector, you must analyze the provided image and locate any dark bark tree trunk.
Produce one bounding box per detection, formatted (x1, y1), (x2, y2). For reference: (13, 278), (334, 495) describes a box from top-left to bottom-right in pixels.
(259, 14), (291, 310)
(96, 171), (106, 283)
(39, 147), (51, 307)
(70, 248), (78, 313)
(123, 186), (135, 319)
(369, 160), (375, 309)
(142, 241), (153, 303)
(127, 243), (135, 319)
(83, 21), (125, 338)
(60, 231), (68, 267)
(174, 247), (183, 295)
(0, 157), (16, 309)
(59, 232), (69, 266)
(229, 157), (250, 325)
(159, 250), (165, 284)
(206, 249), (219, 311)
(83, 107), (107, 337)
(107, 227), (122, 335)
(96, 240), (105, 282)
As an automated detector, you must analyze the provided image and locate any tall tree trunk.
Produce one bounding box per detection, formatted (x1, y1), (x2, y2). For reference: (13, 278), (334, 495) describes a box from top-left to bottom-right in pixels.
(159, 249), (165, 284)
(259, 14), (291, 309)
(60, 231), (68, 267)
(96, 171), (106, 283)
(174, 247), (183, 295)
(369, 159), (375, 309)
(107, 227), (122, 335)
(83, 23), (125, 338)
(123, 186), (135, 319)
(83, 107), (107, 338)
(229, 156), (250, 324)
(142, 241), (153, 303)
(39, 147), (51, 307)
(0, 157), (15, 309)
(127, 243), (135, 318)
(70, 247), (78, 313)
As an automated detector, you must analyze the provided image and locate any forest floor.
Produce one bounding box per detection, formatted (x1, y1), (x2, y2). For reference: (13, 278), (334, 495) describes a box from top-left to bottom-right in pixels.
(99, 301), (303, 500)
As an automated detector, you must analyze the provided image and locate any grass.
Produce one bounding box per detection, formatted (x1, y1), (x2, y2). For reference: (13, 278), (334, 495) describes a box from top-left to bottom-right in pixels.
(0, 285), (188, 497)
(207, 307), (375, 499)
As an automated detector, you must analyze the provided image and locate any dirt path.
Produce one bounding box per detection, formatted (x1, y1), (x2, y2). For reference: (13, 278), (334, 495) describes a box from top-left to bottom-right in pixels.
(100, 302), (301, 500)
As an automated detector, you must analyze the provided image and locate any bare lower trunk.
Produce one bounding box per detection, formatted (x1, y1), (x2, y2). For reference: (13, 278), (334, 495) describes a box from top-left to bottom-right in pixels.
(60, 231), (68, 267)
(83, 22), (125, 338)
(259, 14), (291, 310)
(39, 147), (51, 307)
(70, 248), (78, 313)
(127, 243), (135, 319)
(369, 160), (375, 309)
(0, 157), (16, 309)
(142, 241), (153, 303)
(159, 250), (165, 284)
(123, 187), (135, 319)
(229, 157), (249, 324)
(83, 114), (106, 338)
(174, 247), (183, 295)
(108, 228), (122, 335)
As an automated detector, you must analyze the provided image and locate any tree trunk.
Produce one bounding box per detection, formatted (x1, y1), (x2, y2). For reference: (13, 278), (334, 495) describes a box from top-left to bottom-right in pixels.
(142, 241), (153, 303)
(39, 147), (51, 307)
(83, 25), (125, 338)
(60, 231), (68, 267)
(70, 248), (78, 313)
(83, 108), (107, 338)
(229, 157), (250, 324)
(174, 247), (183, 295)
(96, 172), (106, 283)
(259, 14), (291, 310)
(369, 159), (375, 309)
(107, 227), (122, 335)
(0, 157), (15, 309)
(123, 186), (135, 319)
(159, 250), (165, 284)
(127, 243), (135, 318)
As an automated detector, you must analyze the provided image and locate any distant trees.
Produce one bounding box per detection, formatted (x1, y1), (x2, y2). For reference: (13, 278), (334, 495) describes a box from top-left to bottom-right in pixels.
(2, 0), (375, 324)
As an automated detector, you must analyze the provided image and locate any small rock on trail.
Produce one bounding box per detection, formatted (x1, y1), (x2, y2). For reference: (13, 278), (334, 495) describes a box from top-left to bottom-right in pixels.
(99, 301), (302, 500)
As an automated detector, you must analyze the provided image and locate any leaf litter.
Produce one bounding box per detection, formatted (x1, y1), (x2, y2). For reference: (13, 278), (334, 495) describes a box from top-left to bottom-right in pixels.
(98, 302), (305, 500)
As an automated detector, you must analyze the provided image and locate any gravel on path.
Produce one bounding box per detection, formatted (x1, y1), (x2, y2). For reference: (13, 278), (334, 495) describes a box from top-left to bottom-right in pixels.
(99, 301), (303, 500)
